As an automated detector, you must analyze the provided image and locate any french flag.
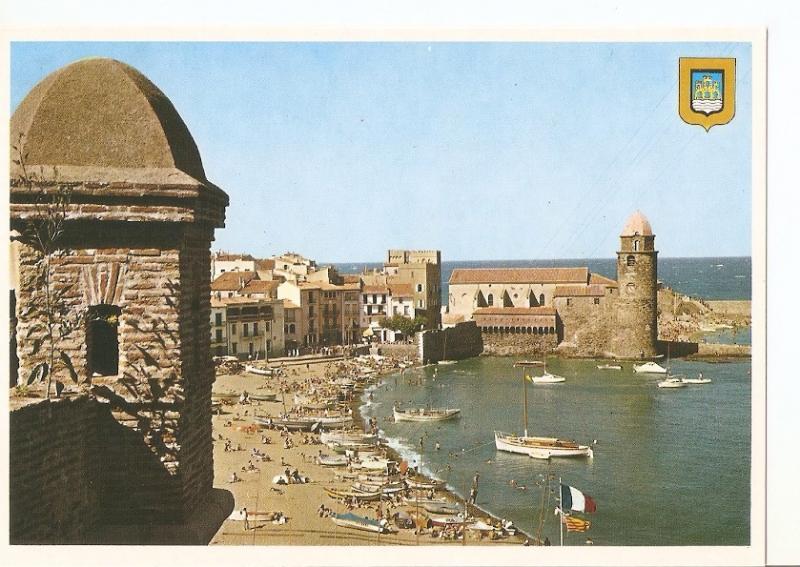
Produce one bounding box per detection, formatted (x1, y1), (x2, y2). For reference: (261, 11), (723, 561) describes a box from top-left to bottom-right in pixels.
(560, 483), (597, 513)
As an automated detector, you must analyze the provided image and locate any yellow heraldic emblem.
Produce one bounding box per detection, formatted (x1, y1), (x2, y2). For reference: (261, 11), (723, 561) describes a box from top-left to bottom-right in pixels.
(679, 57), (736, 131)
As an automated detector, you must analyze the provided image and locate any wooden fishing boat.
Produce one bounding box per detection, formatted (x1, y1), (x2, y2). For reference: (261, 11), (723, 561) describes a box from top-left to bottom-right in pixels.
(320, 431), (380, 446)
(405, 476), (446, 490)
(351, 481), (405, 495)
(331, 512), (389, 533)
(324, 487), (381, 501)
(317, 454), (349, 467)
(250, 392), (277, 402)
(393, 406), (461, 423)
(245, 365), (274, 376)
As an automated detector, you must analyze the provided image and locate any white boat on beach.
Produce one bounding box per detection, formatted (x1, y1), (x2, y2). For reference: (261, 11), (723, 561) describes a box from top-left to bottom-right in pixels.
(393, 406), (461, 422)
(597, 364), (623, 371)
(633, 361), (668, 374)
(245, 365), (273, 376)
(320, 431), (380, 446)
(317, 454), (349, 467)
(494, 431), (593, 459)
(405, 476), (446, 490)
(657, 377), (687, 389)
(331, 512), (389, 534)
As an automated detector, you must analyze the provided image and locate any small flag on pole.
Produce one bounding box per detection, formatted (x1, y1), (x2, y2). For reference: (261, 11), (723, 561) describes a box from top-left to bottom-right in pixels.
(561, 514), (592, 532)
(560, 483), (597, 513)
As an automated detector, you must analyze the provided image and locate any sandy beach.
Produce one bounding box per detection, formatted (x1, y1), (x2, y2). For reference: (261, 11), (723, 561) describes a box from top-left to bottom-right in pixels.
(209, 358), (526, 546)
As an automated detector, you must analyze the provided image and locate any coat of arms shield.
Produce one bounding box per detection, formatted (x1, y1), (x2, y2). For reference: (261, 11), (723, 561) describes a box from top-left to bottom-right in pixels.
(679, 57), (736, 131)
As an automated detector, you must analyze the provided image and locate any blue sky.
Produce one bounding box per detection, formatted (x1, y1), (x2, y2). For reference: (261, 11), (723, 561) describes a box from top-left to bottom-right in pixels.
(10, 42), (752, 262)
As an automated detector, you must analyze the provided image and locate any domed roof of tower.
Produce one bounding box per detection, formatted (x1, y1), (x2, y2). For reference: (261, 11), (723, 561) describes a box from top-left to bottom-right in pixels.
(621, 210), (654, 237)
(10, 57), (206, 183)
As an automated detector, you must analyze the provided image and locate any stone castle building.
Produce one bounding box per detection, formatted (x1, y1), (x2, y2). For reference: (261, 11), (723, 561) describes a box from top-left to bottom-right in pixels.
(9, 58), (230, 542)
(447, 212), (658, 359)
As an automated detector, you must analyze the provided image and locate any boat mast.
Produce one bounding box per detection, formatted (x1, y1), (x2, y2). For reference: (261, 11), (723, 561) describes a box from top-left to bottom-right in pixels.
(559, 476), (564, 547)
(523, 366), (529, 438)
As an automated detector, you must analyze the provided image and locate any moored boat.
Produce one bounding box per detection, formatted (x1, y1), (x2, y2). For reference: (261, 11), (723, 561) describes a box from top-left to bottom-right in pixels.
(495, 431), (593, 460)
(657, 377), (687, 389)
(633, 361), (668, 374)
(405, 476), (446, 490)
(250, 392), (277, 402)
(529, 372), (566, 384)
(597, 364), (623, 370)
(681, 374), (712, 384)
(393, 406), (461, 423)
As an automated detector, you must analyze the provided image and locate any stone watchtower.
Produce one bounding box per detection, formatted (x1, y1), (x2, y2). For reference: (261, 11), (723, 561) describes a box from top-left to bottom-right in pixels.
(613, 211), (658, 359)
(10, 58), (229, 542)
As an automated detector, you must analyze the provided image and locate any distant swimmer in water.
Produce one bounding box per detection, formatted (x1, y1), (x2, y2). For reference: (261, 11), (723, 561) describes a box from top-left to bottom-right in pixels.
(435, 442), (441, 451)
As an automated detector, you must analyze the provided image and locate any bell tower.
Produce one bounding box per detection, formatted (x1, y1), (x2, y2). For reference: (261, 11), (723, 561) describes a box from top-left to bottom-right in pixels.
(613, 211), (658, 359)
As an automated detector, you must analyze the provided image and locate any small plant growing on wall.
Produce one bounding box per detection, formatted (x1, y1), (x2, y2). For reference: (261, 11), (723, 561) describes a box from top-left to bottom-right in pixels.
(12, 134), (84, 399)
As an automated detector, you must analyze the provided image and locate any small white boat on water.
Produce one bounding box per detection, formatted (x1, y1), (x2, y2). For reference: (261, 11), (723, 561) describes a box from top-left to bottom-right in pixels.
(597, 364), (623, 371)
(437, 360), (457, 365)
(657, 377), (687, 389)
(393, 406), (461, 422)
(529, 372), (566, 384)
(633, 361), (668, 374)
(495, 431), (593, 459)
(681, 374), (712, 385)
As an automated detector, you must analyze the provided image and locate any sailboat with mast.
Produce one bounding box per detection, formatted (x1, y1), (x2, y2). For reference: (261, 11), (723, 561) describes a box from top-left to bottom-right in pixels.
(529, 357), (566, 384)
(494, 363), (593, 459)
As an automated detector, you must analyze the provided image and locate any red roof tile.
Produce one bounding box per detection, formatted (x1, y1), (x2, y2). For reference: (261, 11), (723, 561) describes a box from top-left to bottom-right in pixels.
(449, 267), (588, 285)
(589, 273), (617, 286)
(210, 270), (258, 291)
(553, 285), (607, 297)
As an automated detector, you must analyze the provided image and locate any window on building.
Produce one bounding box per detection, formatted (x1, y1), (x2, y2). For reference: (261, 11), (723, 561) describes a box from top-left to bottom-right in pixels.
(86, 304), (121, 377)
(253, 322), (259, 335)
(231, 323), (237, 335)
(634, 240), (640, 251)
(417, 299), (423, 308)
(594, 298), (601, 305)
(539, 293), (545, 306)
(566, 298), (572, 306)
(627, 255), (635, 266)
(363, 294), (368, 304)
(215, 312), (222, 326)
(417, 283), (423, 293)
(243, 323), (249, 337)
(249, 343), (254, 356)
(289, 323), (296, 334)
(215, 329), (223, 342)
(487, 293), (494, 306)
(231, 342), (238, 354)
(381, 294), (386, 304)
(404, 306), (410, 316)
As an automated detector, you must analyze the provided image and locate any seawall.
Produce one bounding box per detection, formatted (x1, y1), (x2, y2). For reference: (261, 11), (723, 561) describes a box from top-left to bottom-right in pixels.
(418, 321), (483, 363)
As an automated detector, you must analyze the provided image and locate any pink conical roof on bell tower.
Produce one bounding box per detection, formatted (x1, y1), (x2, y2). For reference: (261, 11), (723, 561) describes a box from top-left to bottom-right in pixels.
(621, 210), (654, 237)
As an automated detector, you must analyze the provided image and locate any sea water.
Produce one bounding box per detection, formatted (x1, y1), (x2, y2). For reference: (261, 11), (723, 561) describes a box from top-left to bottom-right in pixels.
(361, 357), (751, 546)
(356, 256), (752, 545)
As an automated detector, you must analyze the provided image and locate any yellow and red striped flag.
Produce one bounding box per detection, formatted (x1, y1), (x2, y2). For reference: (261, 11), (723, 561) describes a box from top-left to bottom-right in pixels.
(561, 514), (592, 532)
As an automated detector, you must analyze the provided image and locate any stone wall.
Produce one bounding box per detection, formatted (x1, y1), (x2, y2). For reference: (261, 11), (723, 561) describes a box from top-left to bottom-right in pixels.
(10, 395), (101, 544)
(418, 321), (483, 363)
(481, 330), (557, 356)
(554, 295), (615, 358)
(12, 222), (222, 536)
